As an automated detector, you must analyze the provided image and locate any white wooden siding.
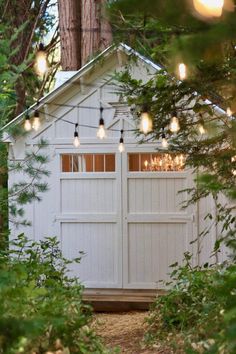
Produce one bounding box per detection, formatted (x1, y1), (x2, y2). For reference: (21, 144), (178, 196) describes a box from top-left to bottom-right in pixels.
(61, 177), (117, 213)
(61, 222), (121, 287)
(127, 223), (192, 286)
(128, 176), (187, 214)
(122, 150), (196, 288)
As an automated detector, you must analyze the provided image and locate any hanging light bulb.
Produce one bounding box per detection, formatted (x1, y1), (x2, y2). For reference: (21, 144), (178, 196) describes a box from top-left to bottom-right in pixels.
(193, 0), (224, 18)
(170, 112), (180, 133)
(227, 107), (232, 117)
(198, 124), (206, 135)
(161, 130), (169, 149)
(24, 113), (31, 131)
(73, 123), (80, 147)
(97, 107), (106, 139)
(178, 63), (187, 80)
(118, 130), (125, 153)
(198, 115), (206, 135)
(140, 110), (153, 135)
(231, 156), (236, 176)
(35, 43), (48, 76)
(32, 110), (40, 131)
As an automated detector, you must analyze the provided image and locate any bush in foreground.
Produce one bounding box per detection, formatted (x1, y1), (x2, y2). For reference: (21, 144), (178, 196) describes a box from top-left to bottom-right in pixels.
(144, 253), (235, 353)
(0, 235), (106, 354)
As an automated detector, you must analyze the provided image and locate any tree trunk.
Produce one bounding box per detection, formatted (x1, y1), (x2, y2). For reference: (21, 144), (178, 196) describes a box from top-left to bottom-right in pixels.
(81, 0), (100, 65)
(3, 0), (51, 115)
(81, 0), (112, 66)
(58, 0), (82, 70)
(100, 0), (113, 51)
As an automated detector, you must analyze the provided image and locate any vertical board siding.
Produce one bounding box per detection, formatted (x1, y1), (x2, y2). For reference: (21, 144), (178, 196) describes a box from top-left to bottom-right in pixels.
(123, 168), (195, 288)
(127, 223), (190, 286)
(198, 196), (217, 265)
(61, 222), (120, 287)
(61, 178), (116, 213)
(101, 81), (119, 103)
(78, 91), (100, 138)
(128, 177), (187, 214)
(55, 108), (78, 138)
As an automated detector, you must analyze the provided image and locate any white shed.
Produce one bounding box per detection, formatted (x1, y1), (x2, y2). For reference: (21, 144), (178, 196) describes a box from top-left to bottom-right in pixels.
(3, 44), (227, 291)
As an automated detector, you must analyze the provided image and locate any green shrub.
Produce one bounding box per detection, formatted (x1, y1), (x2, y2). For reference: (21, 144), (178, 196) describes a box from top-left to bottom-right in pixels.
(145, 253), (225, 352)
(0, 234), (106, 354)
(207, 263), (236, 354)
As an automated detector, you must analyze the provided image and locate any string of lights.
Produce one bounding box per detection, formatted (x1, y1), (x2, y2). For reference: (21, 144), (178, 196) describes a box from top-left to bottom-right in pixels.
(7, 88), (169, 151)
(2, 84), (220, 152)
(1, 90), (140, 151)
(22, 102), (173, 151)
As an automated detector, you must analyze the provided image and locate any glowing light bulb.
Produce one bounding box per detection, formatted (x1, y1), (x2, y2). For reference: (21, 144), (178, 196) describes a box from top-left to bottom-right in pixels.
(179, 154), (185, 167)
(227, 107), (232, 117)
(97, 118), (106, 140)
(162, 136), (169, 149)
(178, 63), (187, 80)
(170, 115), (180, 133)
(24, 115), (31, 131)
(118, 130), (125, 153)
(198, 124), (206, 135)
(193, 0), (224, 18)
(32, 111), (40, 131)
(231, 156), (236, 176)
(35, 43), (48, 76)
(73, 124), (80, 147)
(140, 111), (153, 134)
(119, 140), (125, 153)
(73, 134), (80, 148)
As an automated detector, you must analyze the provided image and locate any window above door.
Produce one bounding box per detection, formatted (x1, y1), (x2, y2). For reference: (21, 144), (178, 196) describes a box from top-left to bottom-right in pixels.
(61, 154), (115, 172)
(128, 153), (185, 172)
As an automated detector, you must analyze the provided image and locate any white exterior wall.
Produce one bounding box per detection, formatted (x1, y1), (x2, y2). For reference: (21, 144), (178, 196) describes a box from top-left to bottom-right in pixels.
(8, 49), (228, 289)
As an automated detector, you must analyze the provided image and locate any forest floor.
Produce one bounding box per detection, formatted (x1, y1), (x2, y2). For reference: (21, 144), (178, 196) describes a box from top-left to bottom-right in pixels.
(93, 311), (173, 354)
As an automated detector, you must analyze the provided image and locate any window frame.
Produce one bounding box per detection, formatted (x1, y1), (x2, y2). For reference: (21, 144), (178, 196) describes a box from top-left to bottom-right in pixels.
(128, 152), (185, 172)
(61, 153), (116, 173)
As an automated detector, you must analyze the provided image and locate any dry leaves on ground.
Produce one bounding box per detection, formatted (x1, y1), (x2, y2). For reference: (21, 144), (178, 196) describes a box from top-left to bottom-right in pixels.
(93, 311), (173, 354)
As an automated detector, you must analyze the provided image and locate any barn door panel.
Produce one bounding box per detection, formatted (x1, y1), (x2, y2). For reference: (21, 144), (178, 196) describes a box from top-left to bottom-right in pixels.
(122, 151), (196, 289)
(59, 152), (122, 288)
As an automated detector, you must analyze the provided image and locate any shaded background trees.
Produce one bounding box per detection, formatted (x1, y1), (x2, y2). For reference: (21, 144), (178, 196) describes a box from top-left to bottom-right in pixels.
(58, 0), (112, 70)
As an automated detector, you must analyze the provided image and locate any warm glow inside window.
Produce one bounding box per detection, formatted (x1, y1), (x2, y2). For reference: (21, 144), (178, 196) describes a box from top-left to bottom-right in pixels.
(129, 153), (185, 172)
(61, 154), (115, 172)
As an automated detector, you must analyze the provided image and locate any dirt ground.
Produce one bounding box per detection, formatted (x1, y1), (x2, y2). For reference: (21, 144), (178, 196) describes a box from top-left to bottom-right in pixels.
(93, 311), (173, 354)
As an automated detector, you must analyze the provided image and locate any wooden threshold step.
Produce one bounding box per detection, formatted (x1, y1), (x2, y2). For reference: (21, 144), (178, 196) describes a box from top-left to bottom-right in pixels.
(82, 289), (165, 311)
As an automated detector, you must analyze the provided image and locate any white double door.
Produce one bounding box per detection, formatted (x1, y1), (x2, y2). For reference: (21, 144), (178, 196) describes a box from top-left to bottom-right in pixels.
(60, 149), (196, 289)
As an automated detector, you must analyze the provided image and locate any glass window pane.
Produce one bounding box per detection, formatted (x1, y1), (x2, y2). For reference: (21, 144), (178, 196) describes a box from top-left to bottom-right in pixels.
(128, 153), (185, 172)
(73, 155), (79, 172)
(94, 154), (104, 172)
(85, 154), (93, 172)
(105, 154), (115, 172)
(61, 155), (72, 172)
(140, 154), (152, 171)
(129, 154), (140, 171)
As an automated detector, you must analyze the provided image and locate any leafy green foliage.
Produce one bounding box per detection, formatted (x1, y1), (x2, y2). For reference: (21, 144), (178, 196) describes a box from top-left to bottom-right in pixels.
(0, 235), (106, 354)
(146, 254), (221, 335)
(144, 253), (236, 354)
(0, 0), (58, 244)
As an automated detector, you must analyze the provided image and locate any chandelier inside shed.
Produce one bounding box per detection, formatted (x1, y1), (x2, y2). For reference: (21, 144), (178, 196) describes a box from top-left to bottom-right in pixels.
(143, 154), (185, 172)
